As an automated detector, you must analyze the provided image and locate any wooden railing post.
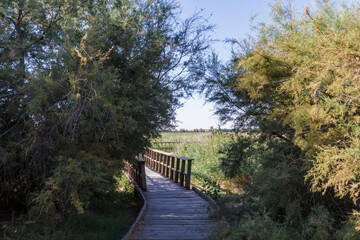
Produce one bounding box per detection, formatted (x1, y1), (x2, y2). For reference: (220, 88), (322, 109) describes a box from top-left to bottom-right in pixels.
(185, 159), (192, 190)
(161, 154), (165, 175)
(180, 159), (185, 187)
(156, 152), (160, 172)
(165, 155), (170, 177)
(159, 153), (162, 174)
(137, 157), (147, 191)
(170, 156), (175, 180)
(175, 157), (180, 183)
(152, 150), (155, 169)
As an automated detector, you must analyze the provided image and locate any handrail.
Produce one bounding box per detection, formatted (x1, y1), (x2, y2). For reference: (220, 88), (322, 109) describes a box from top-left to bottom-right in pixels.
(148, 148), (173, 156)
(142, 148), (193, 189)
(149, 148), (193, 161)
(152, 141), (181, 152)
(123, 157), (147, 191)
(172, 154), (192, 161)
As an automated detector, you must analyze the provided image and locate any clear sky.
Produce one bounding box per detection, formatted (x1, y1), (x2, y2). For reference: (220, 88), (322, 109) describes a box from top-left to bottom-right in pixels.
(175, 0), (313, 130)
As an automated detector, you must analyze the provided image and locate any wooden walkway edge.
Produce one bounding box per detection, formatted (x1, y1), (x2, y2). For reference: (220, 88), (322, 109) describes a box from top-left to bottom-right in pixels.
(122, 171), (148, 240)
(129, 166), (219, 240)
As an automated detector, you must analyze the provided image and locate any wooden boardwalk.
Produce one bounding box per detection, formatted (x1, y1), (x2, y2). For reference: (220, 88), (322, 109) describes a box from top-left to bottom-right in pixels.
(132, 166), (219, 240)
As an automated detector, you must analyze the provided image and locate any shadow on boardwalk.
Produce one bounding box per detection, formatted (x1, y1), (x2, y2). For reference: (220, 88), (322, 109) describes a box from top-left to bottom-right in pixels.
(132, 166), (219, 240)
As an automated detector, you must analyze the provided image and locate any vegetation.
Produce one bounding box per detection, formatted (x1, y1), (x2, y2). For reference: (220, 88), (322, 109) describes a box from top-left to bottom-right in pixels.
(3, 0), (360, 239)
(2, 173), (140, 239)
(156, 132), (236, 198)
(0, 0), (210, 237)
(199, 0), (360, 239)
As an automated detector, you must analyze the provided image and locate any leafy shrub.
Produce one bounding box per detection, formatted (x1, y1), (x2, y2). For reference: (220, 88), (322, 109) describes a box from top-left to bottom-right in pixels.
(201, 177), (221, 200)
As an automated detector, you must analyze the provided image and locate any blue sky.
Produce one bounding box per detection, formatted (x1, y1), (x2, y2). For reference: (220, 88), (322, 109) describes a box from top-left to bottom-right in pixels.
(175, 0), (313, 129)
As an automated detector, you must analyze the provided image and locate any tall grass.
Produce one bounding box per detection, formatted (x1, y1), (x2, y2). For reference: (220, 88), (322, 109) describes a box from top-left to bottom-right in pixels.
(154, 132), (238, 197)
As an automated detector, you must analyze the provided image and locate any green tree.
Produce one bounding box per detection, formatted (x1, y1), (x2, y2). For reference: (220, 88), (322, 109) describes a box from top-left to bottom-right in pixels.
(0, 0), (210, 223)
(202, 0), (360, 238)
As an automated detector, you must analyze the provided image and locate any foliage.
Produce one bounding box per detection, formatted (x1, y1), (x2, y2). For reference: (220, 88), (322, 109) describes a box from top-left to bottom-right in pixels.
(2, 173), (140, 239)
(0, 0), (211, 233)
(200, 0), (360, 238)
(219, 134), (262, 180)
(201, 177), (221, 200)
(156, 132), (236, 192)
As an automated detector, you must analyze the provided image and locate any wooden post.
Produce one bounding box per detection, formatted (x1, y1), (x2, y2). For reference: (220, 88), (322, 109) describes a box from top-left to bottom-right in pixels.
(152, 151), (155, 170)
(185, 159), (192, 190)
(165, 155), (170, 177)
(174, 157), (179, 183)
(152, 150), (155, 169)
(155, 153), (160, 172)
(159, 153), (162, 173)
(165, 155), (168, 176)
(148, 150), (151, 167)
(150, 150), (153, 168)
(160, 154), (164, 175)
(154, 152), (156, 171)
(180, 159), (185, 187)
(161, 154), (165, 175)
(138, 158), (147, 191)
(170, 156), (175, 180)
(162, 154), (165, 175)
(159, 153), (162, 174)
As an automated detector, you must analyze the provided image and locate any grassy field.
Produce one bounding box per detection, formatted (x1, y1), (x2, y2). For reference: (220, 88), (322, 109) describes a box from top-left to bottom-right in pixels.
(153, 132), (242, 198)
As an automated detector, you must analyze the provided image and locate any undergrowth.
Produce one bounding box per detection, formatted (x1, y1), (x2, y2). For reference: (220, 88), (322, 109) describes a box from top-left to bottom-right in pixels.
(156, 132), (360, 239)
(1, 173), (141, 240)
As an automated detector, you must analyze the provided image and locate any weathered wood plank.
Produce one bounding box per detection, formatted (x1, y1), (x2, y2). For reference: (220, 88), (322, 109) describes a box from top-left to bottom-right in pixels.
(140, 219), (217, 225)
(147, 203), (209, 207)
(134, 235), (209, 240)
(143, 213), (211, 218)
(146, 209), (211, 214)
(138, 226), (214, 231)
(130, 166), (219, 240)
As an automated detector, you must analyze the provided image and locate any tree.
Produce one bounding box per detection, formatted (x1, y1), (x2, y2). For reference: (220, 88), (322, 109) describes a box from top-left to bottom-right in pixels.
(201, 0), (360, 237)
(0, 0), (211, 221)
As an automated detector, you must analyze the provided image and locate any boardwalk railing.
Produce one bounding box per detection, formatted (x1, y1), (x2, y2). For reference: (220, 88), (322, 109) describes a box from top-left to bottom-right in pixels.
(123, 157), (147, 191)
(152, 141), (181, 152)
(142, 148), (193, 189)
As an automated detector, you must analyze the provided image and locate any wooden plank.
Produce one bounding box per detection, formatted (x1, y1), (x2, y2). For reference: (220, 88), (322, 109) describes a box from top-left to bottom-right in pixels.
(146, 194), (200, 199)
(145, 210), (210, 215)
(146, 201), (208, 205)
(134, 232), (211, 238)
(142, 214), (212, 220)
(134, 235), (209, 240)
(138, 225), (213, 231)
(146, 206), (210, 211)
(135, 231), (211, 236)
(131, 166), (218, 240)
(147, 199), (207, 204)
(146, 206), (209, 210)
(140, 219), (217, 225)
(146, 200), (208, 205)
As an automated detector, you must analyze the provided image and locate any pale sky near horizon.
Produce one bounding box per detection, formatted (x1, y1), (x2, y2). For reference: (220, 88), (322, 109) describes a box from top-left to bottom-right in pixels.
(175, 0), (313, 129)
